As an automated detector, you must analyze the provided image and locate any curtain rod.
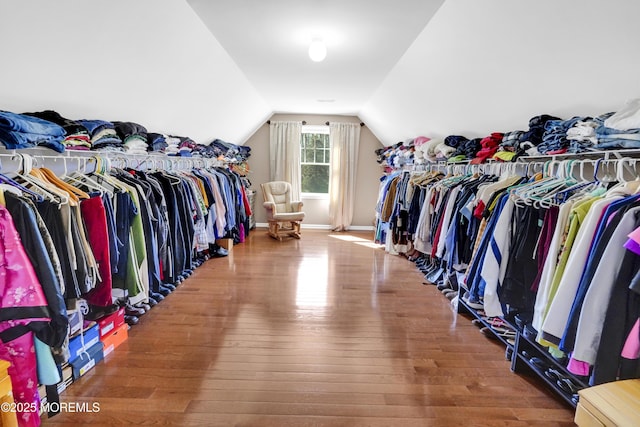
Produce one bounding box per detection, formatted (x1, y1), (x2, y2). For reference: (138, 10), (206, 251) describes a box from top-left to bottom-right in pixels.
(324, 121), (365, 127)
(266, 120), (365, 127)
(267, 120), (307, 125)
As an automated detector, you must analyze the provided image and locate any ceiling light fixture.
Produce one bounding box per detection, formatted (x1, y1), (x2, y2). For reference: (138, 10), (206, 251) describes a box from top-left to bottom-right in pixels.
(308, 38), (327, 62)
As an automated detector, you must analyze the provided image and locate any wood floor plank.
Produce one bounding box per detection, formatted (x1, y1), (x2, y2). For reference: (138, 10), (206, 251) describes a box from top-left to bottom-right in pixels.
(42, 230), (574, 425)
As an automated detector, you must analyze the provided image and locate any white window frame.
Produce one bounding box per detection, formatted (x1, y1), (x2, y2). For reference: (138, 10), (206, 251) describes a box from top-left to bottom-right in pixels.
(300, 125), (330, 199)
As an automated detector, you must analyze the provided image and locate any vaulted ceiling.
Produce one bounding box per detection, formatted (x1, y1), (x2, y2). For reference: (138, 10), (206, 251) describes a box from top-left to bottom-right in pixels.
(187, 0), (444, 116)
(1, 1), (639, 148)
(186, 0), (640, 146)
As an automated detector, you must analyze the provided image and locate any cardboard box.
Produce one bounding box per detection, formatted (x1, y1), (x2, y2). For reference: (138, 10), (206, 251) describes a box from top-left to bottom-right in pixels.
(59, 363), (73, 384)
(38, 364), (74, 406)
(68, 323), (100, 363)
(215, 238), (234, 251)
(71, 341), (104, 379)
(97, 307), (125, 339)
(101, 323), (128, 357)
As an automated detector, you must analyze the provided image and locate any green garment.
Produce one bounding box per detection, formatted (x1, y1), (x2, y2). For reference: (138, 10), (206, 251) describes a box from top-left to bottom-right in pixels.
(116, 180), (149, 304)
(537, 195), (601, 353)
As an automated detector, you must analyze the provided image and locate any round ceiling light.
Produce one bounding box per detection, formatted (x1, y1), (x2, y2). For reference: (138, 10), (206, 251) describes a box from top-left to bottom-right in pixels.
(308, 38), (327, 62)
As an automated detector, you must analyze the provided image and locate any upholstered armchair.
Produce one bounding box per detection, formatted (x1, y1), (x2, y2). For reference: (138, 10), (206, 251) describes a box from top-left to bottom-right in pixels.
(261, 181), (305, 240)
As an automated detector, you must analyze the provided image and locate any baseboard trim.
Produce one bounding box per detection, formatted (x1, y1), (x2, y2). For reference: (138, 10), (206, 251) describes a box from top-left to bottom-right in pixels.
(347, 225), (375, 231)
(302, 224), (332, 230)
(256, 223), (374, 231)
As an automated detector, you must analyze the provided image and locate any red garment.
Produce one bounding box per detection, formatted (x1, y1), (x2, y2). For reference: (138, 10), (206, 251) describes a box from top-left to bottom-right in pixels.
(473, 200), (486, 219)
(80, 196), (113, 307)
(471, 133), (503, 164)
(470, 150), (498, 164)
(240, 186), (252, 217)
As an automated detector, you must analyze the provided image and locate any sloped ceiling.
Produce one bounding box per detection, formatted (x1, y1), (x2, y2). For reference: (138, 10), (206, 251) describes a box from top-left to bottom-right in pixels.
(2, 0), (639, 147)
(187, 0), (640, 146)
(0, 0), (270, 145)
(360, 0), (640, 145)
(187, 0), (444, 117)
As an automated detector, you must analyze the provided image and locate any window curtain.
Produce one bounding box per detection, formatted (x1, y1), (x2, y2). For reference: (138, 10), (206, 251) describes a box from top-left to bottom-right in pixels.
(269, 121), (302, 200)
(329, 122), (361, 231)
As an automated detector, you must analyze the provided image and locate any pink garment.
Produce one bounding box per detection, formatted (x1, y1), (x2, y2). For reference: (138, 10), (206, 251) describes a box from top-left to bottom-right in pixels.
(413, 136), (431, 146)
(0, 205), (50, 329)
(0, 332), (40, 427)
(0, 205), (51, 427)
(567, 358), (591, 376)
(628, 226), (640, 245)
(622, 318), (640, 359)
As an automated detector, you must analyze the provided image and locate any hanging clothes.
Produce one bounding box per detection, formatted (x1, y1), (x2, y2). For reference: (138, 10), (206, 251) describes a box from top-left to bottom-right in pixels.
(0, 204), (52, 427)
(394, 158), (640, 389)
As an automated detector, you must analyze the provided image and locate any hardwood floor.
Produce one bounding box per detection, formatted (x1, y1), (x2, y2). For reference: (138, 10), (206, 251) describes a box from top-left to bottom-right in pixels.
(43, 230), (576, 426)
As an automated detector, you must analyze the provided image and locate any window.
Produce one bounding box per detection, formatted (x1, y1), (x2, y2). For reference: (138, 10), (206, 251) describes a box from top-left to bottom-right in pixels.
(300, 126), (330, 195)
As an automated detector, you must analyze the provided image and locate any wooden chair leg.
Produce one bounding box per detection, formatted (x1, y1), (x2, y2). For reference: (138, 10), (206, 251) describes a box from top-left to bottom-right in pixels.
(290, 221), (301, 239)
(267, 221), (281, 240)
(268, 220), (301, 240)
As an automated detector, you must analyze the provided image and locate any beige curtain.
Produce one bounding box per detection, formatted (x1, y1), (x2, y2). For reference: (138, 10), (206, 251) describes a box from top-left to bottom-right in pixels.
(269, 121), (302, 200)
(329, 122), (361, 231)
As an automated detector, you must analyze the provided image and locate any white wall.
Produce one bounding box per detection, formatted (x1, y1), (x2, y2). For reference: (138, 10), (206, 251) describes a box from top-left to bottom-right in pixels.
(361, 0), (640, 146)
(245, 114), (383, 229)
(0, 0), (271, 145)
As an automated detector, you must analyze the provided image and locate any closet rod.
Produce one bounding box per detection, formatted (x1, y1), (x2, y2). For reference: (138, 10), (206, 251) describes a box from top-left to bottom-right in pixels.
(0, 148), (227, 167)
(0, 150), (226, 176)
(516, 148), (640, 162)
(404, 149), (640, 173)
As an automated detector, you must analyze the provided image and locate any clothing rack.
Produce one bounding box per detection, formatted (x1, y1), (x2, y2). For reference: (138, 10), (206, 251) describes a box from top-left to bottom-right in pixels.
(379, 150), (640, 408)
(402, 149), (640, 184)
(0, 148), (227, 177)
(0, 144), (253, 422)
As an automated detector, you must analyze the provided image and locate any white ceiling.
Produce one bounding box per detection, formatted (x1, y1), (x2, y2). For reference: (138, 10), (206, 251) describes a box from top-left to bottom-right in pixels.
(187, 0), (444, 116)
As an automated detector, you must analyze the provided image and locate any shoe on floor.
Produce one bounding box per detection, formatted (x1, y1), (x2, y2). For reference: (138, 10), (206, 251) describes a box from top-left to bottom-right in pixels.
(124, 304), (145, 317)
(163, 283), (177, 292)
(150, 292), (165, 301)
(479, 327), (499, 339)
(463, 298), (484, 311)
(85, 304), (118, 321)
(135, 302), (151, 312)
(124, 315), (139, 326)
(157, 285), (173, 296)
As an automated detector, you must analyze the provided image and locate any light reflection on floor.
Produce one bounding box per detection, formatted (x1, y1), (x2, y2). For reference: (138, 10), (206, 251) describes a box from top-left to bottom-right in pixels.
(294, 233), (383, 309)
(328, 233), (384, 249)
(295, 254), (329, 307)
